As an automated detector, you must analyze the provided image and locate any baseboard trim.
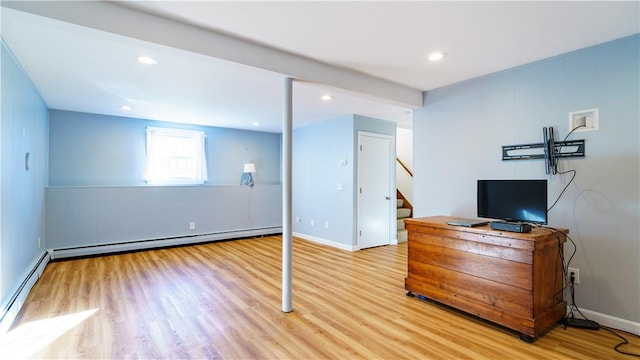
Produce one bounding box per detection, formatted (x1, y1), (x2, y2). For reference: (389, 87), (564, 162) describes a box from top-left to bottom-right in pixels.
(572, 307), (640, 336)
(0, 251), (51, 334)
(51, 227), (282, 259)
(293, 233), (357, 251)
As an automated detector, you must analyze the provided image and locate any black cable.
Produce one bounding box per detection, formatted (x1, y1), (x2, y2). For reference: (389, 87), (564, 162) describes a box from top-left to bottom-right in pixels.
(553, 232), (569, 305)
(556, 123), (586, 165)
(543, 127), (639, 356)
(540, 226), (576, 297)
(547, 169), (576, 212)
(566, 273), (589, 320)
(547, 124), (585, 212)
(566, 283), (640, 357)
(540, 227), (639, 356)
(564, 262), (640, 357)
(601, 326), (640, 357)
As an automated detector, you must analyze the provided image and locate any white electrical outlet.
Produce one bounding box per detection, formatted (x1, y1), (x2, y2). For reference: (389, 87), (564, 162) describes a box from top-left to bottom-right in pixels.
(296, 216), (301, 223)
(189, 222), (196, 230)
(310, 219), (315, 227)
(568, 268), (580, 284)
(324, 221), (329, 229)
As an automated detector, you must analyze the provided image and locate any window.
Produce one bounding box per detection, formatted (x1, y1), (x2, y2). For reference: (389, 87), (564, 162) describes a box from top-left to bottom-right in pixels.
(144, 127), (208, 185)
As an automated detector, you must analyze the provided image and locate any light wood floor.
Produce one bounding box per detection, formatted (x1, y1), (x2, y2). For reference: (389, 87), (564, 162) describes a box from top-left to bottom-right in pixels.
(3, 236), (638, 359)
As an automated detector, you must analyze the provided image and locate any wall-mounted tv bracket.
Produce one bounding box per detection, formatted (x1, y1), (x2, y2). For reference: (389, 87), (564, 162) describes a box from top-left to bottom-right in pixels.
(502, 127), (585, 175)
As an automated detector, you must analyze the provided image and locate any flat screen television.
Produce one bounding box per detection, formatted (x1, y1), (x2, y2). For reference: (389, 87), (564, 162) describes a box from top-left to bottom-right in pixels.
(477, 179), (548, 225)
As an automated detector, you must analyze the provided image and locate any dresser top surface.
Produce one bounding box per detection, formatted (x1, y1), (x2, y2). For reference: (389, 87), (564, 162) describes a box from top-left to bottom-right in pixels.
(405, 215), (568, 242)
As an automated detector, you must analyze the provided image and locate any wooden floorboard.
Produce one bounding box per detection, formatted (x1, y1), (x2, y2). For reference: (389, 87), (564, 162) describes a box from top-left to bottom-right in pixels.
(2, 236), (638, 359)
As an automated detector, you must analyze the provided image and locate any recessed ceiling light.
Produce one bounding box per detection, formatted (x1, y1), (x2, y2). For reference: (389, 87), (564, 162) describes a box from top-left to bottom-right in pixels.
(251, 121), (261, 126)
(120, 105), (132, 111)
(321, 94), (333, 101)
(428, 52), (446, 62)
(137, 56), (158, 65)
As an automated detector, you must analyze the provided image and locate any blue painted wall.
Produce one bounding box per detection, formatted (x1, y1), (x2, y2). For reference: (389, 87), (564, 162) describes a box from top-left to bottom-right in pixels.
(293, 114), (396, 248)
(293, 116), (355, 247)
(45, 110), (283, 250)
(46, 185), (282, 250)
(49, 110), (281, 186)
(413, 35), (639, 324)
(0, 41), (49, 311)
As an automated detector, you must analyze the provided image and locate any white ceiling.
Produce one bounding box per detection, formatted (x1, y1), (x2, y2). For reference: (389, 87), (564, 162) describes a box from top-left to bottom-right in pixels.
(2, 1), (638, 132)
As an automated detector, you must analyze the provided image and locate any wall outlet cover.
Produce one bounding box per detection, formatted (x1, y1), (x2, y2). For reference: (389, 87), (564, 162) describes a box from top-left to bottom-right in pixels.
(569, 108), (599, 132)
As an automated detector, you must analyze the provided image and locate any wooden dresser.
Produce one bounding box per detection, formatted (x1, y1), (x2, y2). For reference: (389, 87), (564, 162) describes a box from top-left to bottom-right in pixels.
(404, 216), (567, 341)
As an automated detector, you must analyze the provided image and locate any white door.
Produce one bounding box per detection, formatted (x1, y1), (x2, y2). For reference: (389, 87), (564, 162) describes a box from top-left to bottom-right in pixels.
(358, 132), (392, 249)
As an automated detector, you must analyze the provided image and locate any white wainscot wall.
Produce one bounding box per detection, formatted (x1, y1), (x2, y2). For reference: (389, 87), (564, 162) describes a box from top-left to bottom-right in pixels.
(46, 185), (282, 258)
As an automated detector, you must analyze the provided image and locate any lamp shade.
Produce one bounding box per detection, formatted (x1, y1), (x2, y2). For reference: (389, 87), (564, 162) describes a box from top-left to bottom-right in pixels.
(243, 163), (256, 173)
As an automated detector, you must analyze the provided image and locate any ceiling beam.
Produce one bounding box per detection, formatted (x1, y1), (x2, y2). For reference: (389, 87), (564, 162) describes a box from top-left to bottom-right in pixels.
(3, 1), (423, 108)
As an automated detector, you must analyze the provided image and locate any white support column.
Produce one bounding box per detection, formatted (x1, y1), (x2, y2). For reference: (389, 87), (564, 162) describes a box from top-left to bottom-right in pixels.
(282, 77), (293, 313)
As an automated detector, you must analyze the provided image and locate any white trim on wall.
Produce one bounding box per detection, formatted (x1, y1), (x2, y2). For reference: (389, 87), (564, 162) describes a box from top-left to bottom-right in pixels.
(50, 227), (282, 259)
(574, 308), (640, 336)
(293, 232), (358, 252)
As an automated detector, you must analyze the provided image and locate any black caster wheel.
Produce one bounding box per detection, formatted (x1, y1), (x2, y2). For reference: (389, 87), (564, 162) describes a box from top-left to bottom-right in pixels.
(406, 291), (415, 297)
(519, 334), (536, 343)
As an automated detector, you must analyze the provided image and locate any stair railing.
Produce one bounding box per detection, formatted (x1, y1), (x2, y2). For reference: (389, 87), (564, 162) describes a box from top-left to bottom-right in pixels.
(397, 157), (413, 177)
(396, 157), (413, 213)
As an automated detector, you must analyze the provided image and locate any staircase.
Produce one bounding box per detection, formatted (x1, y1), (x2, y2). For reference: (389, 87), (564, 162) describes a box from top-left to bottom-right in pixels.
(397, 192), (412, 243)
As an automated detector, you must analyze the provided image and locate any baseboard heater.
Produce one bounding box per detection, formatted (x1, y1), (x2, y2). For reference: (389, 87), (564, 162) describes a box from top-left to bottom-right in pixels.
(1, 251), (50, 333)
(51, 226), (282, 259)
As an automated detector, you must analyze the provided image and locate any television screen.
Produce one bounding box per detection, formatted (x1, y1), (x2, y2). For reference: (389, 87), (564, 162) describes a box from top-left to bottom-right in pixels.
(477, 180), (548, 224)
